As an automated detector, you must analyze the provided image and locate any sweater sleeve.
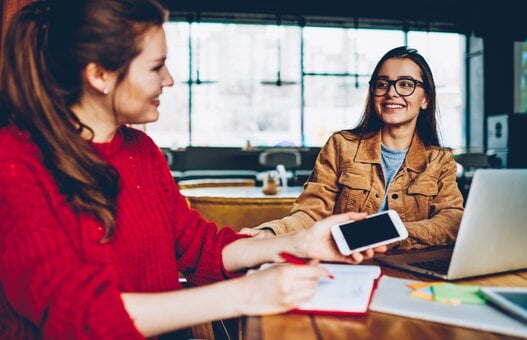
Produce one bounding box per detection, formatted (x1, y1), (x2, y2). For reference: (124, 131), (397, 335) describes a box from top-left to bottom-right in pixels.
(0, 160), (143, 339)
(149, 142), (248, 285)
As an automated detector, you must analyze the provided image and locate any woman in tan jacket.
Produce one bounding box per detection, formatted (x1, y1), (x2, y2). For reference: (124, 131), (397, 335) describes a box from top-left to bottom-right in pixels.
(242, 46), (464, 250)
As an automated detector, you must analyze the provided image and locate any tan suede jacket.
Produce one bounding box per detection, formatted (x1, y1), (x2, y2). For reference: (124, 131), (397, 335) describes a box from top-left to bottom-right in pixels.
(258, 130), (464, 250)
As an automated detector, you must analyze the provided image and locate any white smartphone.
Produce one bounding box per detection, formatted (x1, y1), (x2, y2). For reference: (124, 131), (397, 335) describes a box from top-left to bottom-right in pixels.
(331, 210), (408, 255)
(480, 287), (527, 323)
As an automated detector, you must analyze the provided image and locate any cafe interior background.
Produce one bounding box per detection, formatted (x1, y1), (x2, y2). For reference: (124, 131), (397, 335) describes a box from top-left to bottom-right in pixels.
(2, 0), (527, 203)
(2, 3), (527, 339)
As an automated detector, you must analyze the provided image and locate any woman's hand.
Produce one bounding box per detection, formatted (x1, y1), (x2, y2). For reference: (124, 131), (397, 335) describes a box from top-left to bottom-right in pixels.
(238, 227), (275, 238)
(122, 260), (331, 336)
(292, 212), (387, 264)
(223, 212), (387, 273)
(235, 261), (331, 315)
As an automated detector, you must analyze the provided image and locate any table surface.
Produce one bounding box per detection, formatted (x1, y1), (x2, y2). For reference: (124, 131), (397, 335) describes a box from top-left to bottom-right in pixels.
(240, 258), (527, 340)
(180, 186), (303, 199)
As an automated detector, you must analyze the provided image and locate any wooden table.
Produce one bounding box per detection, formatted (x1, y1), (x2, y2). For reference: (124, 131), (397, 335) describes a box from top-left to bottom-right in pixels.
(240, 261), (527, 340)
(180, 186), (303, 231)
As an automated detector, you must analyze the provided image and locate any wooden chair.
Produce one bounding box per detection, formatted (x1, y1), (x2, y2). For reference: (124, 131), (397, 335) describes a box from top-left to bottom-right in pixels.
(185, 195), (295, 231)
(258, 148), (301, 169)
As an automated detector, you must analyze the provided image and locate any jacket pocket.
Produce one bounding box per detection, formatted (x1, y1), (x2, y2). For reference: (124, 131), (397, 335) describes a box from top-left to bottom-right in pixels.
(336, 169), (371, 212)
(338, 170), (371, 189)
(407, 180), (438, 196)
(406, 180), (438, 220)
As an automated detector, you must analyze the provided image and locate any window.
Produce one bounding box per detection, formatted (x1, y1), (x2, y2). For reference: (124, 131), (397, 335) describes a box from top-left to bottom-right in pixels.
(147, 23), (189, 148)
(514, 41), (527, 113)
(146, 22), (466, 149)
(408, 31), (466, 149)
(303, 28), (405, 146)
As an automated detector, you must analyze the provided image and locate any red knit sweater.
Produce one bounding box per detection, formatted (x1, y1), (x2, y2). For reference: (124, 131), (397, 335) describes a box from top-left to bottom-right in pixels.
(0, 124), (245, 339)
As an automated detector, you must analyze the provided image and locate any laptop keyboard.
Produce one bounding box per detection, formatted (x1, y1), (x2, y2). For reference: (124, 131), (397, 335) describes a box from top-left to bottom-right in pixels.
(409, 259), (451, 275)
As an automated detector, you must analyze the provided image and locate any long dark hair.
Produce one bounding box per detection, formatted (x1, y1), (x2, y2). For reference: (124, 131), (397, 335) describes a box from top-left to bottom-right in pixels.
(0, 0), (167, 242)
(352, 46), (440, 147)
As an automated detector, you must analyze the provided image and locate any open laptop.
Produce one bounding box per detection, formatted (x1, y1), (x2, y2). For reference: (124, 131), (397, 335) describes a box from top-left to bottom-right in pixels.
(375, 169), (527, 280)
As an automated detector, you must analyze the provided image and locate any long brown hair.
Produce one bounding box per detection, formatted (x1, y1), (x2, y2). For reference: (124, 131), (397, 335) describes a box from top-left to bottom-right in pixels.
(351, 46), (440, 147)
(0, 0), (167, 242)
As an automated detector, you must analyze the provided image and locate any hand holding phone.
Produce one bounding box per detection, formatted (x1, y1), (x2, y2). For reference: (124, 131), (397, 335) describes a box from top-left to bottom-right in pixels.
(331, 210), (408, 256)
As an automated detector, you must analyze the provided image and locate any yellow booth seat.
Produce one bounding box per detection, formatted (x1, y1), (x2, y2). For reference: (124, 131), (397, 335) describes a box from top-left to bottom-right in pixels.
(180, 186), (302, 231)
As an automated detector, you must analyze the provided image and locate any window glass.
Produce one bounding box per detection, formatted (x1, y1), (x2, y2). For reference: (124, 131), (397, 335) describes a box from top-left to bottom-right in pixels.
(153, 23), (301, 147)
(514, 41), (527, 112)
(150, 22), (465, 150)
(355, 29), (407, 75)
(303, 28), (405, 146)
(145, 23), (189, 148)
(304, 77), (369, 146)
(408, 31), (466, 149)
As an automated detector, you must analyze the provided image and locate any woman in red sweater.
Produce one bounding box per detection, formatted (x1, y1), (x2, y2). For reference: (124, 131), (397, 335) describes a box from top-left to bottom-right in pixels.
(0, 0), (384, 338)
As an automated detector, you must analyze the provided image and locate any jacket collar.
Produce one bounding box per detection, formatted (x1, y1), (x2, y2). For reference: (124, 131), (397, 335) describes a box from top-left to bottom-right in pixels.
(351, 130), (427, 173)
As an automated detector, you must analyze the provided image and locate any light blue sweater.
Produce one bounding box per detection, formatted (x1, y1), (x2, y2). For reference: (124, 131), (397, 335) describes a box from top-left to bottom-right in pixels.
(379, 144), (408, 211)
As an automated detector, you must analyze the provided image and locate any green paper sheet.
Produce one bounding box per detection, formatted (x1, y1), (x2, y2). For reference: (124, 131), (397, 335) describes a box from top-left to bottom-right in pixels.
(432, 283), (486, 305)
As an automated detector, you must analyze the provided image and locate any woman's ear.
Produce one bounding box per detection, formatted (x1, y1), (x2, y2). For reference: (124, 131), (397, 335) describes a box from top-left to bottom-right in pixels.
(420, 95), (429, 110)
(83, 63), (113, 95)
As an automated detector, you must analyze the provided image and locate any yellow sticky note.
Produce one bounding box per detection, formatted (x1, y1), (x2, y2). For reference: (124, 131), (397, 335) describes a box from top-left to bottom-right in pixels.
(406, 281), (444, 290)
(409, 286), (435, 301)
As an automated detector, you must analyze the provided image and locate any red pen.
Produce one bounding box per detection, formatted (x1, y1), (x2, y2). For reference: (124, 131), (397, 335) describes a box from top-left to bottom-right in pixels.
(279, 252), (335, 279)
(279, 251), (309, 265)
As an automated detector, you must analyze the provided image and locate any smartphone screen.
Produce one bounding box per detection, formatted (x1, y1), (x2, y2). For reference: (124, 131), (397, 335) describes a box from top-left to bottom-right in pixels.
(339, 213), (399, 250)
(481, 288), (527, 322)
(495, 292), (527, 311)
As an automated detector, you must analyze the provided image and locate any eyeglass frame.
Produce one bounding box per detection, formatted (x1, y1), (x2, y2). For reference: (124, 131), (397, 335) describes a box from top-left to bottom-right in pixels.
(368, 78), (425, 97)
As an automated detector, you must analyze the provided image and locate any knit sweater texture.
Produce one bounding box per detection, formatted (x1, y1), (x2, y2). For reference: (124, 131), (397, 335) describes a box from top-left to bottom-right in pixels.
(0, 124), (244, 339)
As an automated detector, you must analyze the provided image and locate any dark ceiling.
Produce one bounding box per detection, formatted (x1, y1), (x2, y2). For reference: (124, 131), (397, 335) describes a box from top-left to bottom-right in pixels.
(161, 0), (526, 40)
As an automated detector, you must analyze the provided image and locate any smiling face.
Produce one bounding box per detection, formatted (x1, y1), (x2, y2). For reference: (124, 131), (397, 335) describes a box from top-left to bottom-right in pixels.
(114, 25), (174, 125)
(373, 58), (429, 131)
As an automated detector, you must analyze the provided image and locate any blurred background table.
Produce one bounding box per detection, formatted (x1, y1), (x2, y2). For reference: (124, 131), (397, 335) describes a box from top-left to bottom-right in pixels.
(180, 185), (303, 231)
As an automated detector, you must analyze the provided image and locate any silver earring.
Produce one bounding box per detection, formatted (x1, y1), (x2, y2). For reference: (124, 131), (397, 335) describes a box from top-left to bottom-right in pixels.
(103, 87), (110, 95)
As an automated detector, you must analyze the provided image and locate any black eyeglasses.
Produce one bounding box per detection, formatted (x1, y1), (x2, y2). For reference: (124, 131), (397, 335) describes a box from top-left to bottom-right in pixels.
(369, 78), (424, 97)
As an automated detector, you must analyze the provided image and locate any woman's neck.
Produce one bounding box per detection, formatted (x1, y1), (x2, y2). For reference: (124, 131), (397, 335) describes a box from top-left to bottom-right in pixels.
(71, 96), (119, 143)
(381, 126), (414, 150)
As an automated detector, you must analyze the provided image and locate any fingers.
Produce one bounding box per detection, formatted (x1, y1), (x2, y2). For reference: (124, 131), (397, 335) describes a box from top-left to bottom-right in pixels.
(351, 251), (364, 263)
(307, 260), (335, 280)
(328, 252), (364, 265)
(345, 211), (368, 221)
(267, 265), (327, 312)
(276, 279), (324, 309)
(351, 246), (384, 262)
(237, 228), (273, 238)
(374, 245), (388, 253)
(362, 248), (375, 259)
(348, 246), (385, 262)
(288, 260), (333, 281)
(335, 251), (365, 264)
(238, 227), (257, 236)
(241, 265), (321, 316)
(307, 259), (320, 266)
(315, 211), (367, 229)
